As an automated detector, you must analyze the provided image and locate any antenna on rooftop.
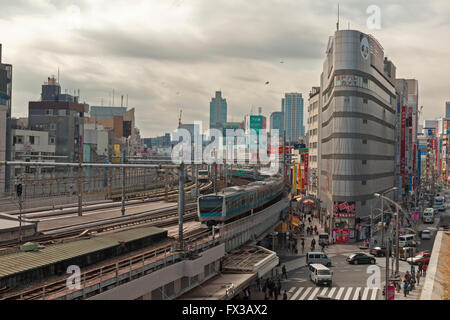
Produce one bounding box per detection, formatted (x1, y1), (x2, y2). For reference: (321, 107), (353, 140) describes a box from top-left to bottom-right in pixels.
(336, 3), (340, 31)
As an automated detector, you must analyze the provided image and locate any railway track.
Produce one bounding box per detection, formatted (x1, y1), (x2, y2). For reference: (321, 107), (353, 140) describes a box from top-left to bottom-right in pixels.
(1, 228), (211, 300)
(0, 204), (199, 251)
(4, 181), (211, 217)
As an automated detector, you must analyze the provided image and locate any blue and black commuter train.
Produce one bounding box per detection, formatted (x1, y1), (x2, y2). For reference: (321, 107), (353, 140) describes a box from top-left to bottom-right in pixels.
(197, 175), (284, 227)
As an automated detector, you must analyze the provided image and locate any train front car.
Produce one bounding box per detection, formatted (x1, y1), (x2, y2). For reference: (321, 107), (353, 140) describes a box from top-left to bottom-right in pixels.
(197, 195), (224, 227)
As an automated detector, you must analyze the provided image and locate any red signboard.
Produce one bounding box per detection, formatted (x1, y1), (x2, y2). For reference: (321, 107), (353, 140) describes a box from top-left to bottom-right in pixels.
(400, 106), (406, 181)
(333, 201), (356, 217)
(304, 152), (309, 186)
(333, 228), (349, 243)
(270, 146), (294, 154)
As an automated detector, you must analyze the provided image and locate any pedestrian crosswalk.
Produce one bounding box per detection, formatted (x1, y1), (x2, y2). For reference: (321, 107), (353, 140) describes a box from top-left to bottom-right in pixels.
(288, 286), (379, 300)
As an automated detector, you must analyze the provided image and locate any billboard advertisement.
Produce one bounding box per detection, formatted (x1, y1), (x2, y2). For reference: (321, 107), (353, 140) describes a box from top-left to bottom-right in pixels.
(333, 201), (356, 217)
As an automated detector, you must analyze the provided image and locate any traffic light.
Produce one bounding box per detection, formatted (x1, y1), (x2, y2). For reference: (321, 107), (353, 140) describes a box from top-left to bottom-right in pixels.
(16, 184), (23, 198)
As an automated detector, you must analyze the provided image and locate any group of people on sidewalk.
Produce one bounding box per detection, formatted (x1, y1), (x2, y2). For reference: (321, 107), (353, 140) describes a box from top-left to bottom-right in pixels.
(254, 265), (289, 300)
(282, 212), (325, 255)
(398, 263), (427, 297)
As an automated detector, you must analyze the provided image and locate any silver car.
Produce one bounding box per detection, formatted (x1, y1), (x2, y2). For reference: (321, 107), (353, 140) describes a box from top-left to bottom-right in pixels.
(421, 229), (432, 240)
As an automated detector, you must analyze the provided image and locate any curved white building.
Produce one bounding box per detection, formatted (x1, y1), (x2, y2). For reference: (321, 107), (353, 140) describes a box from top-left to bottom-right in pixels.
(319, 30), (397, 243)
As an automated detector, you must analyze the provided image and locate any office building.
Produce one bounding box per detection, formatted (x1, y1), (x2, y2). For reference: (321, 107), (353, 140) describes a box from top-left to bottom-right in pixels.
(307, 87), (320, 197)
(209, 91), (227, 129)
(28, 76), (89, 163)
(319, 30), (397, 243)
(0, 44), (12, 193)
(282, 93), (304, 143)
(270, 112), (283, 134)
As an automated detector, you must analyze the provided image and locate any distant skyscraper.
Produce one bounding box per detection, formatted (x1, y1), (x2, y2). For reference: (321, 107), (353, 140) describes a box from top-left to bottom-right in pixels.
(446, 102), (450, 118)
(0, 44), (12, 193)
(282, 93), (304, 143)
(270, 111), (283, 133)
(209, 91), (227, 129)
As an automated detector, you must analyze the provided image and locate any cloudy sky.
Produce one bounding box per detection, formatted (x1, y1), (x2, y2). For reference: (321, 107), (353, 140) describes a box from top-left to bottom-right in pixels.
(1, 0), (449, 137)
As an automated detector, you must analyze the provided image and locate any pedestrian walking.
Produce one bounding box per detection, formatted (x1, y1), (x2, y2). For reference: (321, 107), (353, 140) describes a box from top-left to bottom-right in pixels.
(418, 263), (423, 276)
(283, 290), (288, 300)
(256, 277), (262, 291)
(287, 241), (291, 253)
(282, 265), (288, 280)
(301, 239), (305, 253)
(405, 271), (410, 283)
(416, 272), (421, 285)
(403, 280), (408, 297)
(314, 225), (318, 235)
(422, 263), (427, 277)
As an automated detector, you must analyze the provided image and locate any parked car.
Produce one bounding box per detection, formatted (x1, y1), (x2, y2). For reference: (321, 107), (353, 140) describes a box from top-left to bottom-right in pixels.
(369, 246), (389, 257)
(421, 229), (432, 240)
(406, 252), (431, 265)
(346, 253), (376, 265)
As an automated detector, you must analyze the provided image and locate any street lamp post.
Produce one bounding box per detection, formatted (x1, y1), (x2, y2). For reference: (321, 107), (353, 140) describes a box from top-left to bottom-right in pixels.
(379, 187), (398, 247)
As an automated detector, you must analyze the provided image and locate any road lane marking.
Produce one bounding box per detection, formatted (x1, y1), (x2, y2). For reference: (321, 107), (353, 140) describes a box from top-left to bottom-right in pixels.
(362, 287), (370, 300)
(308, 287), (320, 300)
(370, 288), (378, 300)
(289, 287), (304, 300)
(352, 287), (361, 300)
(328, 287), (336, 298)
(288, 287), (295, 293)
(335, 287), (345, 300)
(299, 287), (312, 300)
(343, 287), (353, 300)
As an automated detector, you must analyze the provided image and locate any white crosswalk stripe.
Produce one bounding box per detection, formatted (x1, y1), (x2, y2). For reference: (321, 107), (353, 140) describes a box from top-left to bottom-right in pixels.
(308, 287), (321, 300)
(343, 287), (353, 300)
(362, 287), (370, 300)
(288, 287), (379, 300)
(352, 287), (361, 300)
(335, 287), (345, 300)
(299, 287), (312, 300)
(328, 287), (336, 298)
(370, 288), (378, 300)
(289, 287), (304, 300)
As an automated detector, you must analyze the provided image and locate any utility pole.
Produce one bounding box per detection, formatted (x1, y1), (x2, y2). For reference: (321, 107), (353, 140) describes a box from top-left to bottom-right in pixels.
(178, 162), (185, 249)
(78, 136), (83, 216)
(165, 169), (169, 201)
(121, 143), (126, 216)
(395, 205), (400, 276)
(17, 183), (23, 244)
(385, 235), (389, 300)
(283, 131), (286, 189)
(213, 162), (217, 194)
(195, 163), (199, 199)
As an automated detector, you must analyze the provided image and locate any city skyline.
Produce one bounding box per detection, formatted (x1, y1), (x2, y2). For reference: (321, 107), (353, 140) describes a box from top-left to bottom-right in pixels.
(0, 0), (449, 137)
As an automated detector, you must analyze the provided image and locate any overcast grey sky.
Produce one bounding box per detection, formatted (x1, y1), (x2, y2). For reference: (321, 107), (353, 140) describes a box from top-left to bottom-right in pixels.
(1, 0), (449, 137)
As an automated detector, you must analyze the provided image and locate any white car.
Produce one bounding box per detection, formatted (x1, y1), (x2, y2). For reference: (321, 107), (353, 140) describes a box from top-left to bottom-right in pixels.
(421, 229), (432, 240)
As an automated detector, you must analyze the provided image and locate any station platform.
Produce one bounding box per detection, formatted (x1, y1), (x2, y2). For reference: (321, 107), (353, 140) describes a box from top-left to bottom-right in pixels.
(0, 214), (37, 243)
(0, 225), (167, 291)
(35, 201), (176, 232)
